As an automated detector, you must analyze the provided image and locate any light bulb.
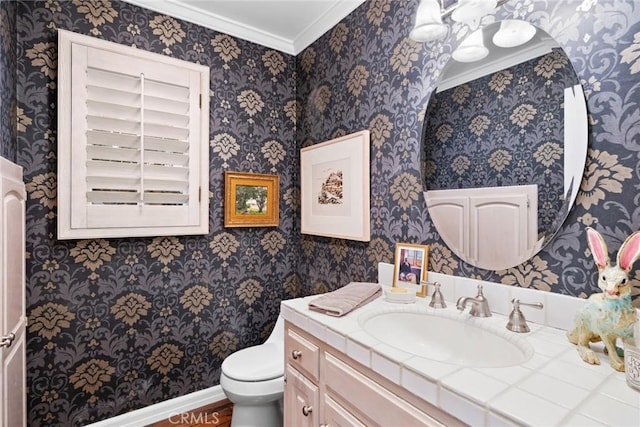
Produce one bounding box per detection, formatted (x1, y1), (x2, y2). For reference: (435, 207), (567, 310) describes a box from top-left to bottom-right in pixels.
(493, 20), (536, 48)
(410, 0), (448, 42)
(452, 29), (489, 62)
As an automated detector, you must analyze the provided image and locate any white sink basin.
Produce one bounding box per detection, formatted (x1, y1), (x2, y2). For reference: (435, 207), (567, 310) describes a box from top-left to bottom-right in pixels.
(360, 310), (533, 368)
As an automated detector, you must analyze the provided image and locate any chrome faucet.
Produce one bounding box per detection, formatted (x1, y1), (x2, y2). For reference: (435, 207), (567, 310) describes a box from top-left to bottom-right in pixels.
(456, 284), (491, 317)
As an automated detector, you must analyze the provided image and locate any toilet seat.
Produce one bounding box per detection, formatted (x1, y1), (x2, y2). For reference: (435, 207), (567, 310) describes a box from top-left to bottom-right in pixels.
(222, 342), (284, 382)
(220, 371), (284, 399)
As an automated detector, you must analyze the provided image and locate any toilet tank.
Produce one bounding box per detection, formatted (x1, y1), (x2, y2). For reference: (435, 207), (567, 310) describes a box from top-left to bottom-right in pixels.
(265, 315), (284, 343)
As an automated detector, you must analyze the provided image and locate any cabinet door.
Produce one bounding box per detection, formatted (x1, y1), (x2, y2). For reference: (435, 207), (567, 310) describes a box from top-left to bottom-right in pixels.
(423, 191), (468, 258)
(2, 334), (25, 427)
(469, 191), (532, 270)
(323, 394), (367, 427)
(0, 159), (26, 427)
(323, 353), (444, 427)
(426, 185), (538, 270)
(284, 365), (318, 427)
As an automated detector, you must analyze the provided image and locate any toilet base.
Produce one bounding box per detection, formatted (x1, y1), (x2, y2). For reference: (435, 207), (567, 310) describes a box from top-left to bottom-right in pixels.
(230, 398), (283, 427)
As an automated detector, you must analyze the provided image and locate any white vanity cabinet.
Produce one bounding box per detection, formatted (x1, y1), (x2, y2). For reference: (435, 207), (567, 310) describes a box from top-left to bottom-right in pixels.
(284, 365), (319, 427)
(425, 184), (539, 270)
(284, 322), (459, 427)
(284, 327), (320, 426)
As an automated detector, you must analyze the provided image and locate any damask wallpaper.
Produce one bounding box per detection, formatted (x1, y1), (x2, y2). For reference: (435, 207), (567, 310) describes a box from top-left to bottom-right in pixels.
(13, 0), (297, 424)
(2, 0), (640, 425)
(0, 0), (16, 161)
(296, 0), (640, 301)
(423, 49), (578, 237)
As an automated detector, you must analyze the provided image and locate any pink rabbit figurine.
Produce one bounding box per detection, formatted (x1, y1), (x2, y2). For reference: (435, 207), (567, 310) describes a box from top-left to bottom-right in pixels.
(567, 227), (640, 371)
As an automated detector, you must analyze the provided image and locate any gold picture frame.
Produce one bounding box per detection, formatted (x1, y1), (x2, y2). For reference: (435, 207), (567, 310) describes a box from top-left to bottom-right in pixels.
(224, 172), (279, 227)
(392, 243), (430, 297)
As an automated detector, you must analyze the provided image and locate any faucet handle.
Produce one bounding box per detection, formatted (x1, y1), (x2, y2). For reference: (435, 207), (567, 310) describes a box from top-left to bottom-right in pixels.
(428, 281), (446, 309)
(507, 298), (543, 333)
(476, 284), (485, 297)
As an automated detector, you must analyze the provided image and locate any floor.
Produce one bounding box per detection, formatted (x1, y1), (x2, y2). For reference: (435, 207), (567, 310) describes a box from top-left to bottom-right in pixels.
(149, 399), (233, 427)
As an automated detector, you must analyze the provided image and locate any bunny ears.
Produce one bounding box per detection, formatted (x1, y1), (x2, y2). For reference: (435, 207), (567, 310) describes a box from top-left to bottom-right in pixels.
(586, 227), (640, 271)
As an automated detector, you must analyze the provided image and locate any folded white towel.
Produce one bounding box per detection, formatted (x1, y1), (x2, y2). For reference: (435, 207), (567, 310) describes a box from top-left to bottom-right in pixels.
(308, 282), (382, 317)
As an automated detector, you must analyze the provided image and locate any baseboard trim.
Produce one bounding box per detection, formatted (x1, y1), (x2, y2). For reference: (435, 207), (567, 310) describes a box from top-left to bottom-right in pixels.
(87, 385), (226, 427)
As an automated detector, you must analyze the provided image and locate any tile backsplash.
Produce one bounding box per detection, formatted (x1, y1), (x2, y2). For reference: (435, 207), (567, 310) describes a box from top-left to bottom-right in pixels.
(378, 262), (588, 332)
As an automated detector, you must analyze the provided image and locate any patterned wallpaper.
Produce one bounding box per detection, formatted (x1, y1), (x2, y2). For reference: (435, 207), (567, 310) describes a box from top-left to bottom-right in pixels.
(13, 0), (297, 425)
(423, 49), (578, 238)
(297, 0), (640, 300)
(0, 0), (16, 161)
(1, 0), (640, 425)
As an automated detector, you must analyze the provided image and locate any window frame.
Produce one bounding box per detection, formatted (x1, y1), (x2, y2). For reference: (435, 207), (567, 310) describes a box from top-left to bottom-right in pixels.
(57, 29), (210, 239)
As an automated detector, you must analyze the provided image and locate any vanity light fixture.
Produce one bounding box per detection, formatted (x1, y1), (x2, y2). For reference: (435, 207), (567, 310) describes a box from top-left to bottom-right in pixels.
(409, 0), (448, 42)
(451, 28), (489, 62)
(492, 19), (537, 48)
(451, 0), (497, 26)
(410, 0), (508, 43)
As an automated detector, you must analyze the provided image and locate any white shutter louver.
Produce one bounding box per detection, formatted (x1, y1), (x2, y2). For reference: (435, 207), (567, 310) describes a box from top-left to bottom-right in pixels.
(85, 67), (191, 206)
(58, 30), (209, 239)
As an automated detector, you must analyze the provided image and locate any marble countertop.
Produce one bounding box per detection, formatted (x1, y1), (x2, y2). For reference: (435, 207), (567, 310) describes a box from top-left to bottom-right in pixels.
(281, 288), (640, 427)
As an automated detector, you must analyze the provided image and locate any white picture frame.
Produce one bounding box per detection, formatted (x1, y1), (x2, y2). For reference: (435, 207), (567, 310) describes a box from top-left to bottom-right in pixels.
(300, 130), (370, 241)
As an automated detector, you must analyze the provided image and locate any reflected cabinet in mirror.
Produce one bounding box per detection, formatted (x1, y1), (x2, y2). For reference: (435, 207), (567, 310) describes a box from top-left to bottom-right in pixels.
(421, 20), (588, 271)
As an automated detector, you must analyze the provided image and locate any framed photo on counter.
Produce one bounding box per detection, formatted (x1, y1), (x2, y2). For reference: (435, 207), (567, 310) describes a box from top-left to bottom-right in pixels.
(392, 243), (429, 297)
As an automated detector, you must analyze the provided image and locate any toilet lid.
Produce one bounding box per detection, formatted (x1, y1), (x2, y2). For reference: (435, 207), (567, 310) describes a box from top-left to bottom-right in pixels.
(222, 342), (284, 382)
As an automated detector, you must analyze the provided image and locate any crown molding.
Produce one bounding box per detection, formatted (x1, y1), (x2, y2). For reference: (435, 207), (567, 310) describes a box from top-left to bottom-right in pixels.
(124, 0), (365, 55)
(291, 0), (365, 54)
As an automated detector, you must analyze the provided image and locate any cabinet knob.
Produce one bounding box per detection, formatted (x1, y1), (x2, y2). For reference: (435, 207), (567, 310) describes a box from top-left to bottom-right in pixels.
(0, 332), (15, 349)
(302, 405), (313, 416)
(291, 349), (302, 359)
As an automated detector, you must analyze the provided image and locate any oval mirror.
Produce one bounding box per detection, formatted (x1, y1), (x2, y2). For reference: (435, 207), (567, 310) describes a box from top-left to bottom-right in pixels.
(421, 20), (588, 271)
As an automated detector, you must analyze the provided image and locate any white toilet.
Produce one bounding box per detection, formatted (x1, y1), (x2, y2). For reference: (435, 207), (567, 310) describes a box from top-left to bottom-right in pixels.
(220, 316), (285, 427)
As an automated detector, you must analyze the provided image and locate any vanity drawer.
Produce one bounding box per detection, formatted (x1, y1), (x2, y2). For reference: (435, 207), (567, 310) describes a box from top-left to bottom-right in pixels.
(285, 327), (320, 381)
(322, 352), (445, 427)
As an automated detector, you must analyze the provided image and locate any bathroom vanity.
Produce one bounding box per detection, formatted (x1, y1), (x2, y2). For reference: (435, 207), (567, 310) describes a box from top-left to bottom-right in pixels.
(284, 321), (460, 427)
(281, 286), (640, 426)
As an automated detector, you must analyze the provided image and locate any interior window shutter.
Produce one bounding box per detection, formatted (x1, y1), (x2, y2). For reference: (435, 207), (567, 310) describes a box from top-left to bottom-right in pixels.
(58, 30), (209, 239)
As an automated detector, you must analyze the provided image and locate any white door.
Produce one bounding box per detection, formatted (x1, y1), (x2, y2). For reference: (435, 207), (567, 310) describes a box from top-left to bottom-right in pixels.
(0, 158), (26, 427)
